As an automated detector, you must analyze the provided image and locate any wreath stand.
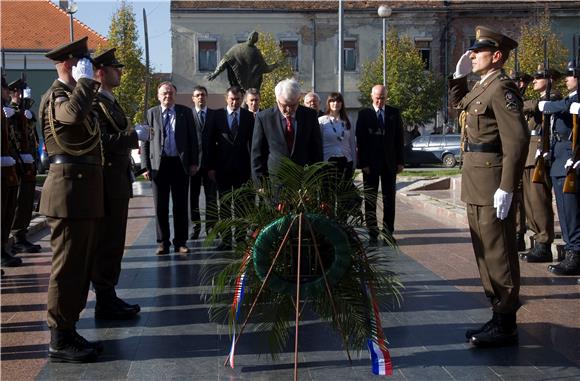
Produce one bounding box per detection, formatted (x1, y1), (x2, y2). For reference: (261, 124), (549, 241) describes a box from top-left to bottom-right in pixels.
(224, 212), (353, 381)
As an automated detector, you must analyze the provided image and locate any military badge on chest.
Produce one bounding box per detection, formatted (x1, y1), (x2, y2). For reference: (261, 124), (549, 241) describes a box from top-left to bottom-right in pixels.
(504, 90), (521, 112)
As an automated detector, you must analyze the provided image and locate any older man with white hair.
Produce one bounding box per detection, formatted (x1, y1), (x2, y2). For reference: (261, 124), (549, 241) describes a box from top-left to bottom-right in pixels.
(251, 78), (322, 181)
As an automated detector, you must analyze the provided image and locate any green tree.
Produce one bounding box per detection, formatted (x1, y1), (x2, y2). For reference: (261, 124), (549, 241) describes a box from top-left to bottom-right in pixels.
(358, 29), (444, 127)
(103, 1), (158, 124)
(256, 31), (294, 109)
(505, 10), (569, 99)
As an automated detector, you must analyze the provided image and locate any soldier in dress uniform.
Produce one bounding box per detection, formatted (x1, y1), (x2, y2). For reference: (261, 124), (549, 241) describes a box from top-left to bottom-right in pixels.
(450, 26), (529, 347)
(91, 48), (149, 319)
(39, 37), (104, 363)
(538, 60), (580, 276)
(1, 75), (23, 267)
(8, 79), (42, 254)
(518, 68), (561, 263)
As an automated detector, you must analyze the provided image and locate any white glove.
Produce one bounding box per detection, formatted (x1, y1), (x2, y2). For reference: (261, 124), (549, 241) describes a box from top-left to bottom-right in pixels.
(23, 87), (32, 99)
(454, 50), (472, 79)
(0, 156), (16, 166)
(564, 159), (580, 170)
(19, 153), (34, 164)
(493, 188), (513, 220)
(72, 58), (94, 81)
(570, 102), (580, 115)
(534, 149), (549, 160)
(134, 124), (150, 141)
(24, 109), (33, 119)
(3, 106), (15, 118)
(538, 101), (547, 112)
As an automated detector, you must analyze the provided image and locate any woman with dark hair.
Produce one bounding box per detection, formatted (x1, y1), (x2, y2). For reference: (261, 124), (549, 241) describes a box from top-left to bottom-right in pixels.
(318, 92), (358, 210)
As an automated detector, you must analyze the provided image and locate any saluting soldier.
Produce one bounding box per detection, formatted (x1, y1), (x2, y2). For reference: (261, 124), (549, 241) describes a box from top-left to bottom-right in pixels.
(1, 76), (23, 267)
(450, 26), (529, 347)
(518, 68), (561, 263)
(39, 37), (104, 363)
(8, 79), (42, 254)
(91, 48), (149, 319)
(538, 60), (580, 276)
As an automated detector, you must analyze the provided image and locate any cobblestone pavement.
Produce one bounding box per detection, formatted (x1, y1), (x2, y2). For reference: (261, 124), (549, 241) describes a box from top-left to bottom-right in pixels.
(1, 178), (578, 380)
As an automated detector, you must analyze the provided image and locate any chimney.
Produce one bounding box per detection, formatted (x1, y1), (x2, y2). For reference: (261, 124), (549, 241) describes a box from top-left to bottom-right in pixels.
(59, 1), (69, 11)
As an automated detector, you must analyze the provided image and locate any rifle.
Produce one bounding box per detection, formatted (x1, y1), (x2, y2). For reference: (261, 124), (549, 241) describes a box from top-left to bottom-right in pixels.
(563, 35), (579, 193)
(134, 8), (151, 178)
(532, 38), (551, 184)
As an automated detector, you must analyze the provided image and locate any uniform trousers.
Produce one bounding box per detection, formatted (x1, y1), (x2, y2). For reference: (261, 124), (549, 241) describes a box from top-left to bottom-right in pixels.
(363, 167), (397, 236)
(11, 179), (36, 240)
(522, 167), (554, 244)
(92, 196), (130, 295)
(190, 169), (218, 234)
(1, 178), (18, 247)
(552, 176), (580, 251)
(466, 203), (521, 314)
(47, 217), (99, 330)
(151, 156), (189, 248)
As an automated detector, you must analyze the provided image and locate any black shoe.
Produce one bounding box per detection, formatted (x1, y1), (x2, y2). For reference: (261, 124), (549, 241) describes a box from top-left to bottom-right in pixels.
(115, 296), (141, 314)
(465, 312), (497, 341)
(95, 300), (139, 320)
(1, 249), (22, 267)
(215, 242), (233, 251)
(516, 233), (526, 252)
(523, 243), (552, 263)
(548, 250), (580, 276)
(12, 239), (41, 254)
(48, 329), (99, 363)
(71, 331), (104, 354)
(469, 313), (518, 348)
(155, 244), (170, 255)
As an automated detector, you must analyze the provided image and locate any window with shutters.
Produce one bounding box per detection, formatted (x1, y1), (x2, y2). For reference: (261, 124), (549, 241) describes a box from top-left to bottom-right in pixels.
(198, 40), (217, 72)
(280, 40), (299, 72)
(344, 39), (357, 72)
(415, 39), (431, 70)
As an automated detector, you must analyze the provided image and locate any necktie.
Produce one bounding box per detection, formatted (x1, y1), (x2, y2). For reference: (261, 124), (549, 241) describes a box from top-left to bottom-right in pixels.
(163, 110), (171, 139)
(377, 109), (385, 131)
(198, 110), (205, 127)
(285, 116), (294, 152)
(230, 111), (238, 138)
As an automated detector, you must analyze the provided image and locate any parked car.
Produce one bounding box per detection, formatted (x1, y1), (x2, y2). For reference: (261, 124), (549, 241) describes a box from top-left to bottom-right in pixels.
(36, 138), (49, 174)
(404, 134), (461, 168)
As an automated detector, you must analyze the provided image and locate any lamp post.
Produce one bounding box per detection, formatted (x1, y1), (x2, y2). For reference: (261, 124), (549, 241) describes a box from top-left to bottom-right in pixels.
(377, 5), (392, 88)
(66, 1), (78, 42)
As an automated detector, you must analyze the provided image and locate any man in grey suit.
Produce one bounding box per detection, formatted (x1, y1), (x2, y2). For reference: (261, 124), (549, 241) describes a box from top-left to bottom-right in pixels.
(143, 82), (199, 255)
(251, 78), (322, 181)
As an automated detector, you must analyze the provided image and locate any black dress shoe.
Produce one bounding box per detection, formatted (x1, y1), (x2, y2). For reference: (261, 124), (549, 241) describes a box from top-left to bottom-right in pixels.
(155, 244), (169, 255)
(49, 329), (99, 363)
(1, 249), (22, 267)
(523, 243), (552, 263)
(469, 313), (518, 348)
(95, 300), (139, 320)
(12, 239), (41, 254)
(72, 331), (104, 353)
(465, 313), (497, 341)
(115, 296), (141, 313)
(548, 250), (580, 276)
(175, 246), (190, 254)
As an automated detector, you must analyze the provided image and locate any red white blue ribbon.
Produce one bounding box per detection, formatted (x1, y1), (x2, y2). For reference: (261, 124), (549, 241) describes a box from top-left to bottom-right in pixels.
(228, 251), (252, 368)
(362, 276), (393, 376)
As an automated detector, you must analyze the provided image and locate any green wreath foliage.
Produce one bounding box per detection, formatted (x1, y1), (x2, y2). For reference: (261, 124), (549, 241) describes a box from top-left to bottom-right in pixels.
(200, 158), (403, 359)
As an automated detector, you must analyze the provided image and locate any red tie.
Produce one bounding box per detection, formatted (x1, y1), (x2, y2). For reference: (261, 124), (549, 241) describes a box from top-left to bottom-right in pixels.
(285, 116), (294, 152)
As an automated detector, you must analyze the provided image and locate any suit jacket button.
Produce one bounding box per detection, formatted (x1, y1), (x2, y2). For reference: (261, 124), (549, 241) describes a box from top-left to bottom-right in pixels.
(485, 161), (491, 166)
(77, 173), (83, 179)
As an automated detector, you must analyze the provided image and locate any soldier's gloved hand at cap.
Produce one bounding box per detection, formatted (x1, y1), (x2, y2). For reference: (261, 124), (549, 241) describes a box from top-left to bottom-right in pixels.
(23, 87), (32, 99)
(134, 124), (150, 141)
(534, 149), (549, 160)
(24, 110), (33, 119)
(72, 58), (94, 81)
(0, 156), (16, 166)
(2, 106), (15, 118)
(538, 101), (550, 113)
(453, 50), (472, 79)
(564, 158), (580, 170)
(493, 188), (513, 220)
(570, 102), (580, 115)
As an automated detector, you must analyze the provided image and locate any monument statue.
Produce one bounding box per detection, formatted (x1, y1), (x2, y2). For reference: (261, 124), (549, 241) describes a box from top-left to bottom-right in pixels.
(207, 31), (280, 91)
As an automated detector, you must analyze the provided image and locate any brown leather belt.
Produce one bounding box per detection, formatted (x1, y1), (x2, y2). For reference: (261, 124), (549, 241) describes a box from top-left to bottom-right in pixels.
(49, 154), (101, 166)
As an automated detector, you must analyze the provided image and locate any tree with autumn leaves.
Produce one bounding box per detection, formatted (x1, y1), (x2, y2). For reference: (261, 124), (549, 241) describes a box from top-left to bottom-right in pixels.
(255, 32), (294, 109)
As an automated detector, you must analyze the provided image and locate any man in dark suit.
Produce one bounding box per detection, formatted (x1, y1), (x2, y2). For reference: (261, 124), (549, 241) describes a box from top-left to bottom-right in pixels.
(143, 82), (199, 255)
(190, 85), (217, 240)
(251, 78), (323, 181)
(207, 86), (254, 250)
(356, 84), (404, 244)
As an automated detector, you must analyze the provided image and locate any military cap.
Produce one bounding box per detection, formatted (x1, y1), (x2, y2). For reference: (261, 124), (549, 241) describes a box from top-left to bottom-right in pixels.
(93, 48), (124, 68)
(8, 78), (23, 91)
(469, 26), (518, 52)
(45, 36), (90, 62)
(533, 64), (562, 80)
(1, 76), (8, 89)
(565, 59), (578, 77)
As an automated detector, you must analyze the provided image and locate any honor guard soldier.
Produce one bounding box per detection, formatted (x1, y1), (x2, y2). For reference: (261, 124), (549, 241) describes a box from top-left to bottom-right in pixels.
(39, 37), (104, 363)
(450, 26), (529, 347)
(8, 79), (42, 254)
(91, 48), (149, 319)
(1, 76), (23, 267)
(538, 60), (580, 276)
(518, 68), (561, 262)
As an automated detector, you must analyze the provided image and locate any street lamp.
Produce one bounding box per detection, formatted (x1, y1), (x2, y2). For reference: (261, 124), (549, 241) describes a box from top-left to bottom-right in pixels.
(377, 5), (392, 87)
(66, 1), (78, 42)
